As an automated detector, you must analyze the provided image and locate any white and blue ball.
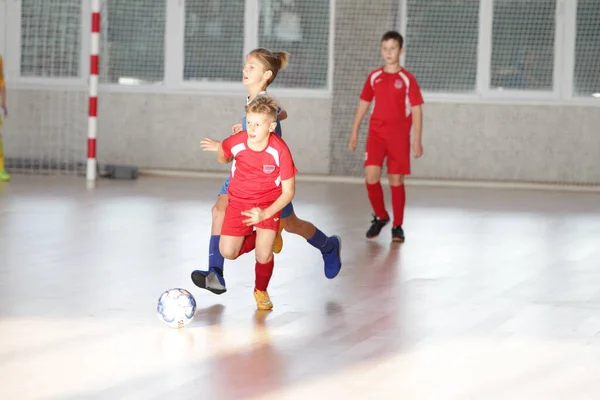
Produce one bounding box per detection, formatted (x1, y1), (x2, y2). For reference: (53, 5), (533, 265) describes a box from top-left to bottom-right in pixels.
(157, 288), (197, 328)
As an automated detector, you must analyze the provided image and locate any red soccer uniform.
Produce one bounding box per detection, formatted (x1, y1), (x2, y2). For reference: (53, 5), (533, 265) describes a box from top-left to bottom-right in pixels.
(360, 67), (424, 174)
(220, 131), (297, 236)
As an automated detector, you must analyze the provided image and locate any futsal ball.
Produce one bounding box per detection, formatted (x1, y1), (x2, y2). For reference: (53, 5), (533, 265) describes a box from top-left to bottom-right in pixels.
(157, 288), (197, 328)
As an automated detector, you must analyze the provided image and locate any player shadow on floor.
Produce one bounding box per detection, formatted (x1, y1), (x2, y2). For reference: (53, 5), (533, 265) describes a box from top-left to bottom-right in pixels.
(363, 240), (403, 279)
(192, 303), (226, 327)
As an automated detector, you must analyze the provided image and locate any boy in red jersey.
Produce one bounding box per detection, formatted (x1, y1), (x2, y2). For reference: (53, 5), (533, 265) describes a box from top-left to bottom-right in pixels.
(349, 31), (424, 242)
(202, 96), (297, 310)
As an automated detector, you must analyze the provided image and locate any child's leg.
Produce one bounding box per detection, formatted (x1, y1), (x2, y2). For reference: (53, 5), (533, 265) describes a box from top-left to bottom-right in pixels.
(207, 193), (228, 269)
(253, 228), (276, 310)
(386, 133), (411, 242)
(283, 212), (319, 243)
(365, 165), (388, 221)
(211, 194), (228, 235)
(219, 232), (257, 260)
(273, 202), (293, 254)
(283, 211), (342, 279)
(195, 201), (257, 294)
(272, 201), (301, 254)
(218, 198), (257, 259)
(388, 174), (406, 227)
(0, 133), (4, 170)
(191, 179), (233, 294)
(364, 134), (390, 238)
(0, 133), (10, 182)
(254, 228), (276, 289)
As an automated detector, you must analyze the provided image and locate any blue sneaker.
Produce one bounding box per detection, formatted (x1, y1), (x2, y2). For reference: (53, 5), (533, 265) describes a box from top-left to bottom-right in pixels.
(191, 267), (227, 295)
(322, 235), (342, 279)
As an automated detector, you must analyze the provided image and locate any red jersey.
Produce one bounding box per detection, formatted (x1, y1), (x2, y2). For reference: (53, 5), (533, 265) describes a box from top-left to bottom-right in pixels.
(221, 131), (297, 204)
(360, 67), (424, 127)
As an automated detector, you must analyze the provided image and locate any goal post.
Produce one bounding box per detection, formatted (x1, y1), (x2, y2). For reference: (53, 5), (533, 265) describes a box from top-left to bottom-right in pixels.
(87, 0), (101, 181)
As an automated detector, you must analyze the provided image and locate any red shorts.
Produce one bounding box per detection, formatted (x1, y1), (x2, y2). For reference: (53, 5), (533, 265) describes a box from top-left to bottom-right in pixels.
(221, 200), (281, 237)
(364, 124), (411, 175)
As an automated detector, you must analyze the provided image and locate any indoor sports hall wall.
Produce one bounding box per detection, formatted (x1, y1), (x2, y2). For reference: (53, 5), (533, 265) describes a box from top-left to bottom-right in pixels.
(2, 0), (599, 184)
(5, 90), (331, 175)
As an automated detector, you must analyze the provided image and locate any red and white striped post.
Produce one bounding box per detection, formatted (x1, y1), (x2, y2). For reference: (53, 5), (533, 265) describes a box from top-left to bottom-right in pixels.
(87, 0), (101, 181)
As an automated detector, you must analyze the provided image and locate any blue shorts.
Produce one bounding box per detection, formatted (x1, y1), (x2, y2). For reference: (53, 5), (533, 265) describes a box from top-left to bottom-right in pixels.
(218, 177), (294, 218)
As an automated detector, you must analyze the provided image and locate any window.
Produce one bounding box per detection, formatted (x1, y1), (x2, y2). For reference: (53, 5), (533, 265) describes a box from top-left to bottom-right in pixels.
(490, 0), (556, 91)
(184, 0), (245, 82)
(100, 0), (165, 84)
(258, 0), (330, 89)
(20, 0), (81, 78)
(574, 0), (600, 98)
(405, 0), (480, 93)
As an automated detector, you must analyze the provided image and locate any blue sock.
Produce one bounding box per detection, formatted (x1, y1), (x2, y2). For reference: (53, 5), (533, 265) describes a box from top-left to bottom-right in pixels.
(307, 229), (334, 254)
(209, 235), (225, 272)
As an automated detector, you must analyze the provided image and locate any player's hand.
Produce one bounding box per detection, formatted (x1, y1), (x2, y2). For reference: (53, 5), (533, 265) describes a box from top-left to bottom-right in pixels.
(349, 132), (358, 152)
(413, 140), (424, 158)
(241, 207), (266, 226)
(231, 123), (243, 135)
(200, 138), (220, 152)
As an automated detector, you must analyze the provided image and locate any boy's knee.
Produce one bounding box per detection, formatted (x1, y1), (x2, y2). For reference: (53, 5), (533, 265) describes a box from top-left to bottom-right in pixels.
(388, 174), (405, 186)
(219, 247), (237, 260)
(255, 252), (273, 264)
(211, 201), (226, 220)
(365, 167), (382, 184)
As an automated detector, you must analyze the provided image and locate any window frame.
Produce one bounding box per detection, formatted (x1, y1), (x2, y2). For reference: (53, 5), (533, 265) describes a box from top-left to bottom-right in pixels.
(398, 0), (600, 106)
(98, 0), (167, 87)
(169, 0), (335, 98)
(568, 0), (600, 100)
(101, 0), (334, 98)
(400, 0), (482, 101)
(482, 0), (564, 102)
(6, 0), (334, 98)
(7, 0), (88, 87)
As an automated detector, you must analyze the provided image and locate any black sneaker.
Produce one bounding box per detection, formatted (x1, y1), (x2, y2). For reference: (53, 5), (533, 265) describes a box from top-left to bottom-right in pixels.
(366, 214), (390, 238)
(191, 267), (227, 295)
(391, 226), (405, 242)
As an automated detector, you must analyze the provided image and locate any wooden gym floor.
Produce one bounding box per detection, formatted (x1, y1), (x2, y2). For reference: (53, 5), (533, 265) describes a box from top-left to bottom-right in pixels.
(1, 175), (599, 399)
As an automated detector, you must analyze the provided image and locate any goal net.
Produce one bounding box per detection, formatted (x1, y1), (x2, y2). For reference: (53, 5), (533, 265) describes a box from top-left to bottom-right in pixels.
(4, 0), (599, 180)
(6, 0), (86, 175)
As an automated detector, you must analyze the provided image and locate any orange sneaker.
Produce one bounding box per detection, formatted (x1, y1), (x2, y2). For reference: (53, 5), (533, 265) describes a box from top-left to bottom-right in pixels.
(273, 219), (284, 254)
(254, 290), (273, 310)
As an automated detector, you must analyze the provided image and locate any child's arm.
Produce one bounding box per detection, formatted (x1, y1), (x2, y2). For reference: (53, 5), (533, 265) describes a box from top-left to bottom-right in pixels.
(349, 100), (370, 152)
(278, 108), (288, 121)
(241, 177), (295, 225)
(262, 176), (295, 219)
(200, 138), (220, 152)
(217, 143), (233, 164)
(411, 105), (423, 158)
(200, 137), (233, 163)
(231, 124), (243, 134)
(407, 75), (425, 159)
(349, 73), (374, 151)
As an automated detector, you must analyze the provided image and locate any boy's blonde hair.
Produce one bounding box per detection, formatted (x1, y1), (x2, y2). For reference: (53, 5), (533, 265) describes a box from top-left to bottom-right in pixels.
(245, 96), (279, 121)
(248, 48), (289, 87)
